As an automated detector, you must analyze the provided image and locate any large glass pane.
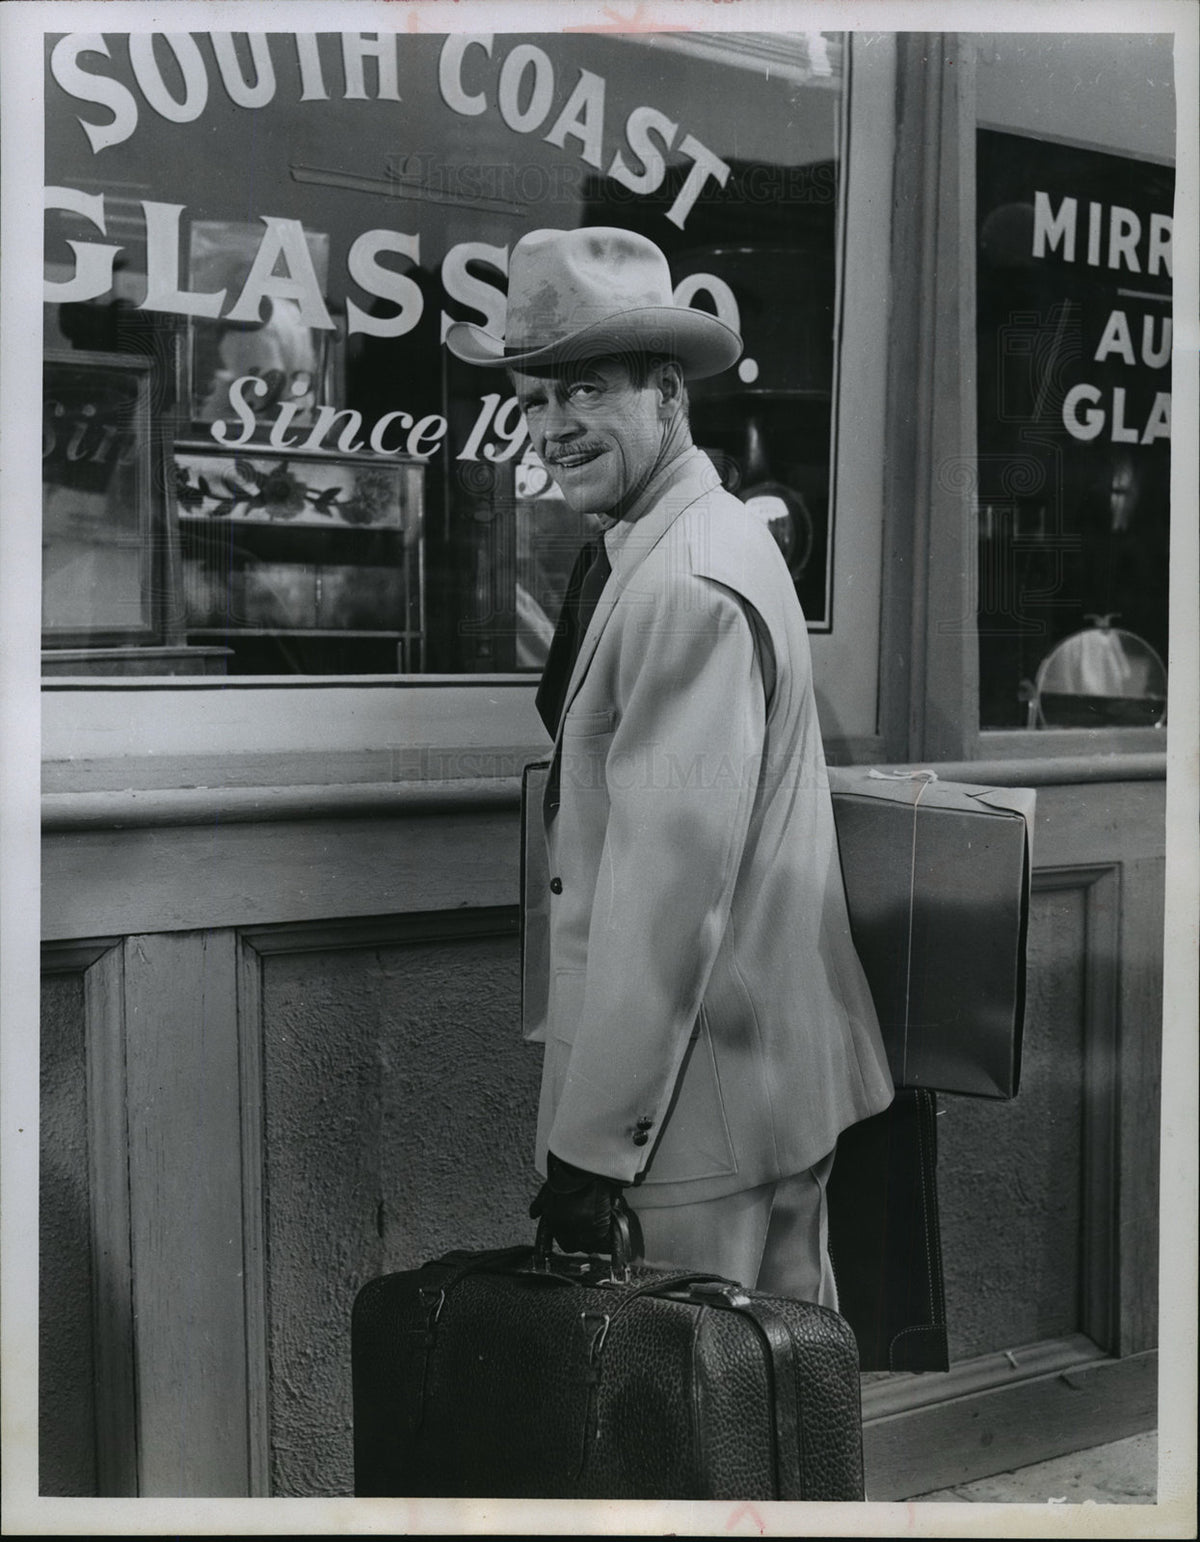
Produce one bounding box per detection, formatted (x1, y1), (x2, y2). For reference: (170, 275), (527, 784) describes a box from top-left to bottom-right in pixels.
(43, 29), (844, 675)
(973, 35), (1173, 731)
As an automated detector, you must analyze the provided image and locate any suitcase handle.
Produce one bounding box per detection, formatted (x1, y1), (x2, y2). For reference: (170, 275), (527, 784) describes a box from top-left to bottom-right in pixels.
(533, 1209), (634, 1282)
(531, 1216), (749, 1301)
(603, 1269), (738, 1316)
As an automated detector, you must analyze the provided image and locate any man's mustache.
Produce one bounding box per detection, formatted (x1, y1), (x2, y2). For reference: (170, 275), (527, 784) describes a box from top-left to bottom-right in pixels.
(544, 443), (607, 466)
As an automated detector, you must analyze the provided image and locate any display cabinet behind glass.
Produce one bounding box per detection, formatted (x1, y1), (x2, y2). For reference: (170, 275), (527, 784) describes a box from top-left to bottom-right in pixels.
(42, 351), (158, 644)
(174, 446), (424, 674)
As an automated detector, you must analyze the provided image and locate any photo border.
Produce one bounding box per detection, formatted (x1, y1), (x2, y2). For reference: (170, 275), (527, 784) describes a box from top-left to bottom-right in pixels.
(3, 1), (1196, 1535)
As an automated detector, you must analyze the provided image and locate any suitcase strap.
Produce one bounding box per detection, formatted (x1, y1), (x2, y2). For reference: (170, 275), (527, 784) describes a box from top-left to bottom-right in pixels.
(654, 1281), (806, 1501)
(420, 1245), (539, 1295)
(568, 1271), (740, 1486)
(720, 1296), (806, 1502)
(406, 1246), (554, 1434)
(609, 1278), (806, 1500)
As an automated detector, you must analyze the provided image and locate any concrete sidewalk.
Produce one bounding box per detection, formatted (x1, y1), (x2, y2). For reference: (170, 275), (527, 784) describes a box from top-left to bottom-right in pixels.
(911, 1430), (1158, 1503)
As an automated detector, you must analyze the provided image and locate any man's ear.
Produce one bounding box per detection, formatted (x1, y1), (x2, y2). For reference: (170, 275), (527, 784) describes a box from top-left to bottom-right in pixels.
(655, 360), (686, 415)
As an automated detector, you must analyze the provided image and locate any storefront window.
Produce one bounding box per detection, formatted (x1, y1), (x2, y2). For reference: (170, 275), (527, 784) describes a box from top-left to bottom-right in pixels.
(973, 39), (1173, 731)
(43, 29), (844, 677)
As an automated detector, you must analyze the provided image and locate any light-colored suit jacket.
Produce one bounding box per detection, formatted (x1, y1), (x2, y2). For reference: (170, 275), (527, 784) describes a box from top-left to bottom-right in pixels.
(534, 448), (893, 1206)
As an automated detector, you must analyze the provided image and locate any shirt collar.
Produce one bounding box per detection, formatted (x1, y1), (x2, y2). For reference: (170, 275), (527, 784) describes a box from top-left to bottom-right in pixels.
(600, 446), (717, 576)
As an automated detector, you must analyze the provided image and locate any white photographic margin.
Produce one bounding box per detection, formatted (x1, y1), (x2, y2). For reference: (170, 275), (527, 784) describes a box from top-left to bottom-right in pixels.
(2, 0), (1196, 1536)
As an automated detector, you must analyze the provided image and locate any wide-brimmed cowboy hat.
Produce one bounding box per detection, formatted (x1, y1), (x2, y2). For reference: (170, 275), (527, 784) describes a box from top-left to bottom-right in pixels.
(444, 227), (742, 380)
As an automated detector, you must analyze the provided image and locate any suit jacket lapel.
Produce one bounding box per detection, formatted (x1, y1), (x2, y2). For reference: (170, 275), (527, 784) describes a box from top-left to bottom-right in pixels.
(551, 450), (717, 746)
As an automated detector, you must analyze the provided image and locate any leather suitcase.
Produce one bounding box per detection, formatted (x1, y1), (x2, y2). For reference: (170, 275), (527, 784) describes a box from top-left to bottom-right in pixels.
(352, 1231), (866, 1501)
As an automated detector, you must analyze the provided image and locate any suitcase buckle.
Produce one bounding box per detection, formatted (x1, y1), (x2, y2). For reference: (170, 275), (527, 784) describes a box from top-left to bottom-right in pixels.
(580, 1308), (611, 1362)
(417, 1286), (447, 1326)
(579, 1309), (612, 1394)
(686, 1279), (752, 1308)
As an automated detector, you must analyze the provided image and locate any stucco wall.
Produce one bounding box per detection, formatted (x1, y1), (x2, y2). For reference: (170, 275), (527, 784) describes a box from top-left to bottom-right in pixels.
(38, 972), (97, 1496)
(938, 886), (1086, 1359)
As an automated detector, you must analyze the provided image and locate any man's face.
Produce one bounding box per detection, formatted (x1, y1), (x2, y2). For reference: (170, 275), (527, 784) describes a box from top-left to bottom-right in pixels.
(511, 358), (667, 517)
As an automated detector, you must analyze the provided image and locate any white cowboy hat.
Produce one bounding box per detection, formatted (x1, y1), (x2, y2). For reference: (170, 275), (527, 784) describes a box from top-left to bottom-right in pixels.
(444, 226), (742, 380)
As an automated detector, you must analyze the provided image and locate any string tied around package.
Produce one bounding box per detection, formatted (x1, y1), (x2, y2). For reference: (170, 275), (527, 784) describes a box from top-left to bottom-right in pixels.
(867, 769), (940, 1077)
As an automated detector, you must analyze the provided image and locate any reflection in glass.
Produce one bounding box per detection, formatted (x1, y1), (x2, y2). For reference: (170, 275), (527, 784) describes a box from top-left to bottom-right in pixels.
(42, 352), (153, 641)
(188, 222), (332, 427)
(1029, 621), (1167, 729)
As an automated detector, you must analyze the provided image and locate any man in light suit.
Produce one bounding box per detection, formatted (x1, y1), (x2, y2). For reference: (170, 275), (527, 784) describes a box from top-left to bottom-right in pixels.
(447, 227), (894, 1305)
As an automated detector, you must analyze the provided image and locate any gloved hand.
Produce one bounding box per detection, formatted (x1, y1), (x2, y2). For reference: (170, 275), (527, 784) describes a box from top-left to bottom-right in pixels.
(529, 1150), (629, 1256)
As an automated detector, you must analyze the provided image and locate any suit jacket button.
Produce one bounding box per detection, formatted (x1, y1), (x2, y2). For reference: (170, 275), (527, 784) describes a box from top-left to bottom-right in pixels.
(549, 877), (563, 894)
(632, 1131), (649, 1147)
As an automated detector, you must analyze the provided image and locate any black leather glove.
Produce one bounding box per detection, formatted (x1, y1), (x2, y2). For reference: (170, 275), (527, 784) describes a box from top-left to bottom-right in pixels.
(529, 1151), (628, 1256)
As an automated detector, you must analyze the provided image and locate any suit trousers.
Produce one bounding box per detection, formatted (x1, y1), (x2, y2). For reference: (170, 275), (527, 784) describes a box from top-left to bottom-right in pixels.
(625, 1150), (838, 1309)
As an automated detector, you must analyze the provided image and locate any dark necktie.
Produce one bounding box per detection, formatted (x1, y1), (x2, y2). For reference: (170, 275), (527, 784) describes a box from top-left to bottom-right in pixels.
(535, 537), (612, 737)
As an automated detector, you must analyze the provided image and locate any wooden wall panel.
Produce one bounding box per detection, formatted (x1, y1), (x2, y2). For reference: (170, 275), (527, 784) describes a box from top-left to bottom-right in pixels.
(38, 969), (96, 1496)
(122, 930), (250, 1496)
(1114, 849), (1166, 1356)
(35, 771), (1165, 1501)
(39, 942), (136, 1497)
(242, 912), (535, 1497)
(41, 807), (520, 942)
(864, 1347), (1157, 1498)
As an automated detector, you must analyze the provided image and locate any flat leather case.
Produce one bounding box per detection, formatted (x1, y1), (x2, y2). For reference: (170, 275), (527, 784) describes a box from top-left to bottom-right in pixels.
(352, 1247), (866, 1500)
(520, 759), (553, 1045)
(827, 1087), (949, 1373)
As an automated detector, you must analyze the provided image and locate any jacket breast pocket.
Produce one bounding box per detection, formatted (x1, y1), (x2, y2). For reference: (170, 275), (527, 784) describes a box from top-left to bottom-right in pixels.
(642, 1009), (738, 1186)
(559, 710), (614, 799)
(562, 706), (615, 739)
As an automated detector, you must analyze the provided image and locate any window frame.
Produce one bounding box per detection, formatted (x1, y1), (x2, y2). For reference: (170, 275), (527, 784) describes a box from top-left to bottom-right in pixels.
(877, 32), (1173, 768)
